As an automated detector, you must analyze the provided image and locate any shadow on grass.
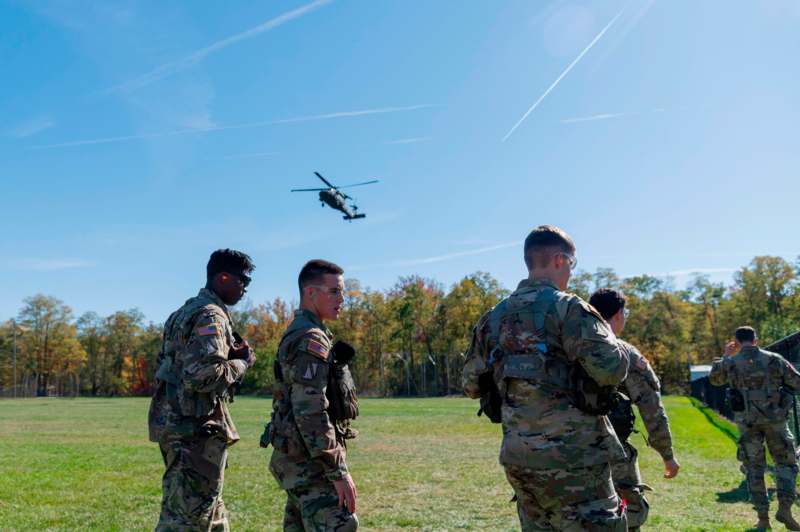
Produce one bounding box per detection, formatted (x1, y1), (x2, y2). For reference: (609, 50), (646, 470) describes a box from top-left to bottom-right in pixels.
(688, 397), (739, 444)
(717, 479), (749, 503)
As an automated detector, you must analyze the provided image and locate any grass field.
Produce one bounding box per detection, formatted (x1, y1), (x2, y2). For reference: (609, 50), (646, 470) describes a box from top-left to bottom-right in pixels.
(0, 395), (789, 531)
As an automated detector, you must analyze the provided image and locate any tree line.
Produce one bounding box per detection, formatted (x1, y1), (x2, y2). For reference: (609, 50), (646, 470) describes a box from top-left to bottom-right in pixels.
(1, 255), (798, 398)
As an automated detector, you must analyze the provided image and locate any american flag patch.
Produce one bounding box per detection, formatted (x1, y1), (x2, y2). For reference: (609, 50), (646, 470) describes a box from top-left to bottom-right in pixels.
(635, 355), (648, 370)
(196, 324), (220, 336)
(306, 339), (329, 359)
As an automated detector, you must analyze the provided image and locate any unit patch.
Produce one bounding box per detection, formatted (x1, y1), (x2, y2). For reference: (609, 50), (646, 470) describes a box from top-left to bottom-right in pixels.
(303, 362), (319, 381)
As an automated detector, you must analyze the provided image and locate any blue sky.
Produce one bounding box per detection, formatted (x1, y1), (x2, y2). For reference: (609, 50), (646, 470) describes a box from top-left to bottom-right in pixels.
(2, 0), (799, 322)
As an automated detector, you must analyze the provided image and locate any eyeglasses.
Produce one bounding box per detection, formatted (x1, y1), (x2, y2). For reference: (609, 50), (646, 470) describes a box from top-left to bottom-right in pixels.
(235, 273), (251, 288)
(556, 253), (578, 271)
(310, 285), (344, 297)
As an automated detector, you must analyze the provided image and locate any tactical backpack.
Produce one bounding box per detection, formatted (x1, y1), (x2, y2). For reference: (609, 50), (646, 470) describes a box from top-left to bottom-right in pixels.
(477, 288), (618, 421)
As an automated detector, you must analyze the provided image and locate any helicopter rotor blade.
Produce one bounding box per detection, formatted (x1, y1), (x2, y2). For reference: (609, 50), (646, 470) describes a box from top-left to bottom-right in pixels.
(291, 188), (326, 192)
(337, 179), (379, 190)
(314, 171), (336, 189)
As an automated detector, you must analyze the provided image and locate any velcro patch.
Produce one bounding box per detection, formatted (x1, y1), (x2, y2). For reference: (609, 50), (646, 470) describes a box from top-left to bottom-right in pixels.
(196, 324), (220, 336)
(306, 339), (329, 359)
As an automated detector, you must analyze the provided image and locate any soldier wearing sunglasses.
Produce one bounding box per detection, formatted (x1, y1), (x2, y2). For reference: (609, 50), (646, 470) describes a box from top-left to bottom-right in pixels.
(149, 248), (257, 531)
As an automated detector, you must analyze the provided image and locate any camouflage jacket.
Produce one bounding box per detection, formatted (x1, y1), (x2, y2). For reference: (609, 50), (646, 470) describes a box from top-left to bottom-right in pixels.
(462, 278), (628, 470)
(709, 345), (800, 424)
(269, 309), (348, 489)
(148, 288), (248, 444)
(618, 340), (674, 460)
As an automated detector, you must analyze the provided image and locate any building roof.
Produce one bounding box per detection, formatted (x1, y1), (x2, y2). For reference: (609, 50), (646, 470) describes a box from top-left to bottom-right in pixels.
(689, 364), (712, 382)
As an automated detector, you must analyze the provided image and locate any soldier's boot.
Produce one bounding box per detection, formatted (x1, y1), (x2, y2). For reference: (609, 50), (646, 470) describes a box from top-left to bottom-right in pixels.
(776, 501), (800, 531)
(754, 510), (771, 530)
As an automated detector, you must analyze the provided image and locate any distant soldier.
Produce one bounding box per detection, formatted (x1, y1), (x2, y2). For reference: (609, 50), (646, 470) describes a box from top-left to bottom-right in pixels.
(589, 289), (680, 531)
(148, 249), (257, 531)
(710, 326), (800, 531)
(463, 225), (629, 531)
(265, 259), (359, 531)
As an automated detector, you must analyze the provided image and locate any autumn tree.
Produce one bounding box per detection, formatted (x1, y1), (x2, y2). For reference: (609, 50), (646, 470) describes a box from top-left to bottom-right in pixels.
(17, 295), (85, 396)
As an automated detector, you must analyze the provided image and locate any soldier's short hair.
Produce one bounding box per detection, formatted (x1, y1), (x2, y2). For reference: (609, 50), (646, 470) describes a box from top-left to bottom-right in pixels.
(207, 249), (255, 281)
(735, 326), (757, 344)
(523, 225), (576, 269)
(589, 289), (626, 321)
(298, 259), (344, 295)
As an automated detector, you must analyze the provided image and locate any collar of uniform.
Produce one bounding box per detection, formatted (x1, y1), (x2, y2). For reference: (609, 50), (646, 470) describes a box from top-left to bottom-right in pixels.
(739, 345), (759, 356)
(295, 308), (328, 331)
(198, 288), (231, 320)
(516, 278), (558, 291)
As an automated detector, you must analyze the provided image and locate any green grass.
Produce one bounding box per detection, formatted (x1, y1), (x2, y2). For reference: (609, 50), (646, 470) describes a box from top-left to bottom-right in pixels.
(0, 395), (790, 530)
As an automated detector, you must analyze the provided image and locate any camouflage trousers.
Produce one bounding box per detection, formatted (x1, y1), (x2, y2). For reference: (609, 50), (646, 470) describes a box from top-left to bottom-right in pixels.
(504, 463), (626, 531)
(157, 435), (229, 532)
(611, 441), (650, 531)
(283, 478), (358, 532)
(736, 420), (798, 513)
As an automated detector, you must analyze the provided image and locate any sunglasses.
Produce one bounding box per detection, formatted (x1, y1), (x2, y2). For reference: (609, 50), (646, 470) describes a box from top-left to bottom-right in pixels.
(310, 285), (344, 297)
(556, 252), (578, 271)
(231, 272), (251, 288)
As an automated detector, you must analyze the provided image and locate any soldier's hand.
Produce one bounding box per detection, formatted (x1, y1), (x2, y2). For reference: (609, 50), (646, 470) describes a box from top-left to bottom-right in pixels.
(333, 473), (358, 514)
(663, 457), (680, 479)
(723, 341), (739, 356)
(231, 340), (256, 368)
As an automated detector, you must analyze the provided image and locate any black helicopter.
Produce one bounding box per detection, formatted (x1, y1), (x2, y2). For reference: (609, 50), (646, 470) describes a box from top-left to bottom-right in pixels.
(291, 172), (378, 221)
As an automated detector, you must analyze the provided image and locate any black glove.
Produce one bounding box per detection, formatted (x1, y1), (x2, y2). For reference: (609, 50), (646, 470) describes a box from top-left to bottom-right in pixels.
(331, 341), (356, 365)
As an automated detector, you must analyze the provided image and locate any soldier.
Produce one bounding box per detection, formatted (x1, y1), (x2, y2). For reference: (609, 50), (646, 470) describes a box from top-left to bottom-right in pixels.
(710, 326), (800, 530)
(148, 248), (257, 531)
(463, 225), (629, 531)
(265, 259), (358, 531)
(589, 288), (680, 531)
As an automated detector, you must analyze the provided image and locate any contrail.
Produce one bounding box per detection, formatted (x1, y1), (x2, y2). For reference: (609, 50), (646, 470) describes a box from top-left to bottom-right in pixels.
(560, 112), (629, 124)
(32, 104), (437, 149)
(501, 6), (627, 142)
(349, 241), (520, 272)
(106, 0), (332, 93)
(383, 136), (432, 145)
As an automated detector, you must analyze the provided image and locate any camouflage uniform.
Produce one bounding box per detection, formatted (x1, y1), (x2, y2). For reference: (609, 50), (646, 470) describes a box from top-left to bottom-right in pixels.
(148, 288), (248, 532)
(268, 309), (357, 531)
(709, 345), (800, 515)
(612, 340), (674, 531)
(463, 279), (628, 531)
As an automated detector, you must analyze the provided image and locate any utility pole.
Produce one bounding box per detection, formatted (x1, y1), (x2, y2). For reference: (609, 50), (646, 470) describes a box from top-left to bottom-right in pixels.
(12, 318), (17, 399)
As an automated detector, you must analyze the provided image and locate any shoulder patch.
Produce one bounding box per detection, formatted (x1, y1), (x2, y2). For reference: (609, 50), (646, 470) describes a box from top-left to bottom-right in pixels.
(306, 338), (329, 360)
(302, 361), (320, 380)
(635, 355), (649, 371)
(196, 323), (220, 336)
